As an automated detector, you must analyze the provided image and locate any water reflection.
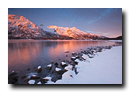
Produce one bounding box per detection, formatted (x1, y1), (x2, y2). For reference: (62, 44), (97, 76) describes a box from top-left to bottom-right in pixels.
(8, 40), (117, 74)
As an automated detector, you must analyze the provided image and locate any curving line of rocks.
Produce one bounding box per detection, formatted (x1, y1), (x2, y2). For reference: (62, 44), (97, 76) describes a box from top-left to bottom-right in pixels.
(8, 44), (121, 84)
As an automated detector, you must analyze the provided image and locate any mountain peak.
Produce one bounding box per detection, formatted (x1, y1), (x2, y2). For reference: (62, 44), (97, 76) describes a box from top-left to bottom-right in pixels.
(47, 25), (107, 39)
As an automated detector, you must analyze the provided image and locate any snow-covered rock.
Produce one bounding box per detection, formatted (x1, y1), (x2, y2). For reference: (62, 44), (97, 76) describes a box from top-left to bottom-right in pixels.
(27, 80), (35, 84)
(47, 64), (52, 68)
(35, 66), (42, 72)
(30, 75), (40, 79)
(37, 81), (42, 84)
(64, 65), (73, 71)
(41, 77), (54, 84)
(55, 67), (62, 72)
(71, 57), (76, 60)
(60, 62), (67, 66)
(46, 64), (52, 69)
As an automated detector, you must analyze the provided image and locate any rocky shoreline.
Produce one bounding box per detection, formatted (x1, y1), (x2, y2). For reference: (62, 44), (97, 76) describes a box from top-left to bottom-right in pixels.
(8, 44), (122, 84)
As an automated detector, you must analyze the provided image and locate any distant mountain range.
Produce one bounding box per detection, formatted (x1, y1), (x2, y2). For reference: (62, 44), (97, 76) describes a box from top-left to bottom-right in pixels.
(8, 14), (121, 40)
(47, 25), (107, 40)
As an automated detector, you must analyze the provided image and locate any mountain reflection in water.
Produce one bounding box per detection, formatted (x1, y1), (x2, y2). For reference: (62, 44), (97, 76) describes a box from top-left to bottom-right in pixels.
(8, 40), (118, 75)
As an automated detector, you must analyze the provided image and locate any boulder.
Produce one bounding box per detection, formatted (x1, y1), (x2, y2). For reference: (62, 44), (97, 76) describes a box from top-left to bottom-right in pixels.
(46, 64), (52, 69)
(8, 71), (19, 84)
(35, 66), (42, 73)
(64, 65), (73, 71)
(74, 59), (81, 64)
(27, 80), (35, 84)
(54, 62), (58, 67)
(8, 71), (17, 76)
(60, 62), (67, 67)
(55, 67), (62, 72)
(30, 75), (40, 79)
(40, 77), (52, 84)
(71, 57), (76, 61)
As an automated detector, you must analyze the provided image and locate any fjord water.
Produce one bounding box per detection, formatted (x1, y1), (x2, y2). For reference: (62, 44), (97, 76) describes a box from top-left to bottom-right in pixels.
(8, 40), (120, 81)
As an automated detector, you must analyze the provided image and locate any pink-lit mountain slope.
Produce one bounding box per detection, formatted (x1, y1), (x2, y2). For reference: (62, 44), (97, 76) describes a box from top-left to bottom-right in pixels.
(8, 14), (107, 40)
(8, 14), (57, 39)
(48, 25), (107, 40)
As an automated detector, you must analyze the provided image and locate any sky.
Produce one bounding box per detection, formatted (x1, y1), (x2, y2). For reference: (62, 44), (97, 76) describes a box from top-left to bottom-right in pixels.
(8, 8), (122, 38)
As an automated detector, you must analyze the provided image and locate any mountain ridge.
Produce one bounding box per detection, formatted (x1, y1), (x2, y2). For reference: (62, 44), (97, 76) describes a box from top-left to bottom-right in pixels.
(8, 14), (108, 40)
(48, 25), (107, 40)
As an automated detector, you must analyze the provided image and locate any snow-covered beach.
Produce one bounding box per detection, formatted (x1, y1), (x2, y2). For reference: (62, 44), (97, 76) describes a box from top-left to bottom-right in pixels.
(46, 45), (122, 84)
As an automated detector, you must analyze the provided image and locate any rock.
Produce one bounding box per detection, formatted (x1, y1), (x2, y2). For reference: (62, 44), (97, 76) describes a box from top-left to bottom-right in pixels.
(27, 68), (30, 71)
(46, 64), (52, 69)
(81, 56), (86, 60)
(97, 48), (102, 52)
(55, 67), (62, 72)
(40, 78), (49, 84)
(27, 80), (35, 84)
(71, 57), (76, 60)
(74, 59), (80, 64)
(8, 71), (18, 76)
(60, 62), (67, 67)
(54, 62), (58, 67)
(35, 66), (42, 73)
(40, 77), (52, 84)
(8, 71), (19, 84)
(75, 55), (80, 59)
(72, 52), (75, 55)
(8, 75), (19, 84)
(87, 54), (95, 58)
(64, 65), (73, 71)
(30, 75), (40, 79)
(37, 81), (42, 84)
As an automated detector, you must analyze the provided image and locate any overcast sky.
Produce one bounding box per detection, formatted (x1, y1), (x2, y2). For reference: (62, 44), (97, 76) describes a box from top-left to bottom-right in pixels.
(8, 8), (122, 38)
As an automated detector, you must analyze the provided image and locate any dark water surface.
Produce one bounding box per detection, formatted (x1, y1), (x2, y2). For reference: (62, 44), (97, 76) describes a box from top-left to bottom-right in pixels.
(8, 40), (121, 84)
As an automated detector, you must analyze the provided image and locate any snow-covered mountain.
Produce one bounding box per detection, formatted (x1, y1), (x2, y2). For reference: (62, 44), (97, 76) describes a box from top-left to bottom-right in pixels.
(48, 25), (106, 40)
(8, 14), (57, 39)
(8, 14), (107, 40)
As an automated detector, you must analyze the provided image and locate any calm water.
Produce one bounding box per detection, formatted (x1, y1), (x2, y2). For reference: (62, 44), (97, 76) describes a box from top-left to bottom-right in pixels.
(8, 40), (121, 83)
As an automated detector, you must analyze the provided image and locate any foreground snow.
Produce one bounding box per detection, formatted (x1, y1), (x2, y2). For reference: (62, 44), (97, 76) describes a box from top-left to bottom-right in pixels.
(47, 46), (122, 84)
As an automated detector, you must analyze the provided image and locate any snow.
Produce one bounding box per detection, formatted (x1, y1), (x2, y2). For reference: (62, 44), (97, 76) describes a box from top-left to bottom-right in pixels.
(55, 67), (62, 71)
(47, 46), (122, 84)
(38, 66), (41, 69)
(43, 77), (52, 81)
(64, 65), (73, 71)
(43, 77), (55, 84)
(55, 70), (75, 84)
(47, 64), (52, 67)
(28, 80), (35, 84)
(37, 82), (42, 84)
(61, 62), (67, 65)
(32, 75), (36, 77)
(74, 59), (81, 63)
(71, 57), (76, 60)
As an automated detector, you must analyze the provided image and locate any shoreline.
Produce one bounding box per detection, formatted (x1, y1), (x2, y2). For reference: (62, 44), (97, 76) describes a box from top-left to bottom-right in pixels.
(54, 45), (122, 84)
(8, 42), (122, 84)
